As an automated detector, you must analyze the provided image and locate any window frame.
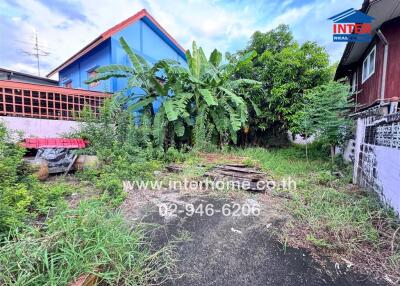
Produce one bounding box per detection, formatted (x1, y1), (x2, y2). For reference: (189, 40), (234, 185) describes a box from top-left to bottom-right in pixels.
(361, 45), (376, 84)
(64, 80), (72, 88)
(87, 66), (100, 88)
(351, 71), (357, 93)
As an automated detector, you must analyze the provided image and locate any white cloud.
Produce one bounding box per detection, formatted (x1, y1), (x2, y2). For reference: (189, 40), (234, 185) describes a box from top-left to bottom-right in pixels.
(7, 63), (39, 75)
(263, 4), (314, 31)
(0, 0), (364, 76)
(142, 0), (256, 54)
(256, 0), (364, 62)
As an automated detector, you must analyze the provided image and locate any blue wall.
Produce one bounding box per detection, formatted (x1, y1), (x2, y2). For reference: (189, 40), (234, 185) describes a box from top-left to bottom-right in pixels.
(59, 40), (112, 92)
(58, 17), (186, 94)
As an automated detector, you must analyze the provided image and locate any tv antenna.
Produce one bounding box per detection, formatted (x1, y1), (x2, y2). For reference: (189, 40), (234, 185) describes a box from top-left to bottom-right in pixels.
(20, 33), (50, 76)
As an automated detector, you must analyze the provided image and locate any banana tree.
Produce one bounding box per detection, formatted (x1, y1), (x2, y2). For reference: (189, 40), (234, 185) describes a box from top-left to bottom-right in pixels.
(86, 37), (179, 119)
(86, 38), (261, 149)
(86, 37), (186, 147)
(164, 41), (260, 147)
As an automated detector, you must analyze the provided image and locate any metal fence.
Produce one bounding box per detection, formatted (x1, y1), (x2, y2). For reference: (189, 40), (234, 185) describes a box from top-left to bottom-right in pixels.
(0, 80), (110, 121)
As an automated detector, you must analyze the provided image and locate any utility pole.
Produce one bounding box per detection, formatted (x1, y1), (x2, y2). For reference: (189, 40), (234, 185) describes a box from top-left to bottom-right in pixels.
(20, 32), (50, 76)
(34, 33), (40, 76)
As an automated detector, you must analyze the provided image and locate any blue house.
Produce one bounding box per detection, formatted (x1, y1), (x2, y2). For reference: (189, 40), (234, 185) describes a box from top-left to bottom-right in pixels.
(47, 9), (186, 93)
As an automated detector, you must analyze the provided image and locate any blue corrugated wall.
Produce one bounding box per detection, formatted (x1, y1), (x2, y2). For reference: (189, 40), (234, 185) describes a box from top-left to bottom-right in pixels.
(58, 18), (186, 96)
(59, 40), (112, 92)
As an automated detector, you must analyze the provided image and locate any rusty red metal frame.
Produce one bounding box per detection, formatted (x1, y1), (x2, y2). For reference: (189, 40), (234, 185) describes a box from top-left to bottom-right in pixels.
(0, 80), (111, 121)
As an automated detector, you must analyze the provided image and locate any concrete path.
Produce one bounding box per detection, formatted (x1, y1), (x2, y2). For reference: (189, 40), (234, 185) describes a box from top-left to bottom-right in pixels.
(121, 191), (385, 286)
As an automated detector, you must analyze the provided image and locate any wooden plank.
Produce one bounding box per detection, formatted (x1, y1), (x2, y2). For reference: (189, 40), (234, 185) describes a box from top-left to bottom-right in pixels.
(210, 169), (264, 181)
(204, 173), (265, 191)
(203, 164), (268, 192)
(166, 164), (183, 173)
(214, 165), (265, 174)
(222, 163), (247, 167)
(64, 154), (78, 176)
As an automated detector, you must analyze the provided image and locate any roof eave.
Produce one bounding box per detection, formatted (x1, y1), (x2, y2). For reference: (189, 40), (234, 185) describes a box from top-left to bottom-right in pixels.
(46, 36), (103, 77)
(0, 67), (58, 83)
(46, 9), (186, 78)
(334, 0), (376, 80)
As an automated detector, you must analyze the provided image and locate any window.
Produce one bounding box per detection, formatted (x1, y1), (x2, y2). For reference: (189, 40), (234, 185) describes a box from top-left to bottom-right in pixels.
(87, 67), (99, 88)
(64, 80), (72, 88)
(351, 71), (357, 93)
(389, 102), (398, 114)
(362, 46), (376, 83)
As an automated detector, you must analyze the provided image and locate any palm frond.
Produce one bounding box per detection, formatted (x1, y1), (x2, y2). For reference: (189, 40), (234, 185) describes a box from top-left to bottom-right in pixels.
(163, 100), (178, 121)
(85, 72), (127, 84)
(119, 37), (144, 73)
(174, 120), (185, 137)
(199, 89), (217, 106)
(96, 65), (134, 74)
(127, 97), (154, 112)
(236, 50), (257, 68)
(218, 87), (244, 106)
(249, 99), (261, 116)
(209, 49), (222, 67)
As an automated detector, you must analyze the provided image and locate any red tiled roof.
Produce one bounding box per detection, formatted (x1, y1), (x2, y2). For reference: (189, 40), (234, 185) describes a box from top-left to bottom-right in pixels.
(22, 138), (87, 149)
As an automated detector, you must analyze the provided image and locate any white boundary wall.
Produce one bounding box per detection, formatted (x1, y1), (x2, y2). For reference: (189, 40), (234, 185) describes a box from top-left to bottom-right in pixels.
(0, 116), (80, 139)
(353, 114), (400, 215)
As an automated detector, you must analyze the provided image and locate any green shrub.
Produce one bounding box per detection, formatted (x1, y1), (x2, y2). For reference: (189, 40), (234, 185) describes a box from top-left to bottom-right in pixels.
(0, 123), (72, 235)
(0, 200), (172, 285)
(71, 101), (170, 203)
(237, 146), (399, 268)
(0, 185), (32, 231)
(165, 147), (187, 163)
(316, 171), (334, 186)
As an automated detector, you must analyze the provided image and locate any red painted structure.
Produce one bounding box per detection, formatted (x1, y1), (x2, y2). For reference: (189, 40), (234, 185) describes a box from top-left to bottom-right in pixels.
(22, 138), (87, 149)
(351, 18), (400, 110)
(335, 1), (400, 112)
(0, 80), (110, 120)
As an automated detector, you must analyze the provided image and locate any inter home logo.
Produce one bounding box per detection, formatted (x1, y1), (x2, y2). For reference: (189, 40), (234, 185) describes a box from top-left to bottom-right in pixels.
(328, 8), (374, 42)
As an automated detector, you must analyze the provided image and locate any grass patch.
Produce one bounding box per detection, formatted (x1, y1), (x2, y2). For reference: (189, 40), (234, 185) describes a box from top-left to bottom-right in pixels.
(0, 122), (76, 235)
(0, 200), (173, 286)
(233, 144), (400, 281)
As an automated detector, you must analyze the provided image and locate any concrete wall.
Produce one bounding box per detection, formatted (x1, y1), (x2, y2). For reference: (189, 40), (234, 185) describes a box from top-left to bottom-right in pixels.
(287, 131), (316, 145)
(353, 113), (400, 215)
(0, 116), (80, 139)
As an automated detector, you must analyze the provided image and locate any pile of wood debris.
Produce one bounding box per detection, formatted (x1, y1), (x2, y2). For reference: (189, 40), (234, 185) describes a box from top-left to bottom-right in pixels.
(204, 163), (268, 192)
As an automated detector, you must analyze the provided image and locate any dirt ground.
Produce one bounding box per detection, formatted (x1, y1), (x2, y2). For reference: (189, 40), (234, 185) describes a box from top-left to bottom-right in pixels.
(120, 187), (386, 286)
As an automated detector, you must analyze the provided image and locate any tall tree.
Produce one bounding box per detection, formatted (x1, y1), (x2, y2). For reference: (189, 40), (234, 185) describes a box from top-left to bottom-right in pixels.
(231, 24), (331, 146)
(290, 81), (354, 163)
(173, 42), (260, 147)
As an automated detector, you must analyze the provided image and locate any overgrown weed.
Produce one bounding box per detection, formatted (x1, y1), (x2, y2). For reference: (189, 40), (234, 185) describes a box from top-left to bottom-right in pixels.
(234, 144), (400, 281)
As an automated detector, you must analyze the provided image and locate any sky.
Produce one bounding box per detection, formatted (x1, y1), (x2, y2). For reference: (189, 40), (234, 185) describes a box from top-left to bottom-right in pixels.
(0, 0), (363, 77)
